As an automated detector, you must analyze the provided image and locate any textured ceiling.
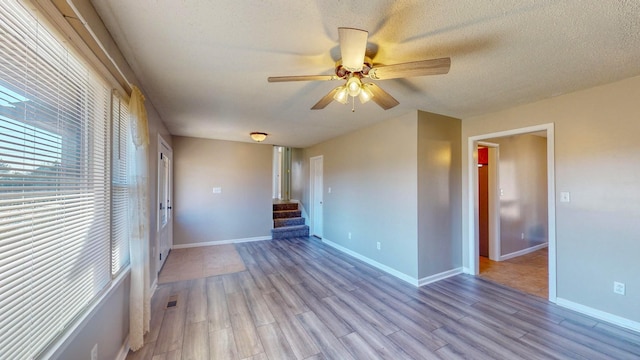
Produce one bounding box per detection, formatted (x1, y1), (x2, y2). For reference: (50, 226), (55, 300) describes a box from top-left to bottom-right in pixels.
(90, 0), (640, 148)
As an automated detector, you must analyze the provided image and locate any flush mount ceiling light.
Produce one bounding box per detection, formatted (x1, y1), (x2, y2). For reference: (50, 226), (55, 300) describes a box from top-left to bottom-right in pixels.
(250, 132), (268, 142)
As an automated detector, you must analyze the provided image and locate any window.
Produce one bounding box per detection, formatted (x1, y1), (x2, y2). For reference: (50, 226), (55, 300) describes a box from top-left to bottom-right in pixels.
(0, 2), (129, 358)
(111, 95), (130, 275)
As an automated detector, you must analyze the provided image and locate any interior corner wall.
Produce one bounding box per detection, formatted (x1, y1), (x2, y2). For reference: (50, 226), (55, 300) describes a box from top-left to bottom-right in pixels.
(303, 112), (420, 278)
(485, 135), (548, 256)
(172, 136), (273, 245)
(417, 111), (462, 278)
(462, 75), (640, 324)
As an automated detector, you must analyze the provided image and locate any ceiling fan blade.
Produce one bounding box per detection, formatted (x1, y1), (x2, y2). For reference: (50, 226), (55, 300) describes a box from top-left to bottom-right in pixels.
(369, 57), (451, 80)
(365, 83), (399, 110)
(338, 27), (368, 72)
(311, 87), (341, 110)
(268, 75), (339, 82)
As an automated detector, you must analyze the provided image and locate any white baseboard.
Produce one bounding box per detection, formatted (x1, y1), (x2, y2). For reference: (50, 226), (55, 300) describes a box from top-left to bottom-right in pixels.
(418, 268), (463, 287)
(115, 336), (129, 360)
(321, 238), (419, 286)
(556, 298), (640, 333)
(499, 242), (548, 261)
(322, 238), (463, 288)
(172, 236), (271, 249)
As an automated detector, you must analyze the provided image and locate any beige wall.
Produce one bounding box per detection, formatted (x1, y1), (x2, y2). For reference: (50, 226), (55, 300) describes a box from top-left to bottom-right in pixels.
(302, 111), (463, 281)
(303, 112), (420, 278)
(290, 147), (304, 202)
(172, 136), (273, 245)
(462, 75), (640, 323)
(486, 134), (548, 255)
(417, 112), (462, 278)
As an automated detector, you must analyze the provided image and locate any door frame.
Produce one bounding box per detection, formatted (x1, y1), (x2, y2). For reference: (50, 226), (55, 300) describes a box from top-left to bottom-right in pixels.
(309, 155), (323, 238)
(466, 123), (557, 302)
(157, 134), (173, 272)
(477, 141), (501, 261)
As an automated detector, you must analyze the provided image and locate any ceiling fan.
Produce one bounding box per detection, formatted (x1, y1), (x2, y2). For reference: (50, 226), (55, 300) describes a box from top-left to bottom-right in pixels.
(268, 27), (451, 111)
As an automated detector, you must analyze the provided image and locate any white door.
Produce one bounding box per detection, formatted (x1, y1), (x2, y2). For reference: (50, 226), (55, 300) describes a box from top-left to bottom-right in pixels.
(157, 136), (173, 271)
(310, 156), (323, 238)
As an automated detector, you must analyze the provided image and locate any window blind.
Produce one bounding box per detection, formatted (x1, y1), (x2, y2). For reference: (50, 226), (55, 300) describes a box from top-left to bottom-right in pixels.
(0, 2), (114, 358)
(111, 94), (130, 275)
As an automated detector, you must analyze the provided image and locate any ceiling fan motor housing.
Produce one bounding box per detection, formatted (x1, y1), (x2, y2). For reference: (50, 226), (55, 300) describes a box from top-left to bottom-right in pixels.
(335, 57), (372, 79)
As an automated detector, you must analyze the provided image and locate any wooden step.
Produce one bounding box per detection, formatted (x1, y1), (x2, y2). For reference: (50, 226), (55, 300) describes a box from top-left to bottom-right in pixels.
(273, 210), (302, 219)
(274, 217), (305, 228)
(273, 202), (299, 211)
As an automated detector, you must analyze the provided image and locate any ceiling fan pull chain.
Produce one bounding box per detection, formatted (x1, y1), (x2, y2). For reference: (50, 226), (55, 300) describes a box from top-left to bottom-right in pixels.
(352, 96), (355, 112)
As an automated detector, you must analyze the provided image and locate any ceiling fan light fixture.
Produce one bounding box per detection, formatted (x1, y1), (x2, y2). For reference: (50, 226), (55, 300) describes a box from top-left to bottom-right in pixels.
(267, 27), (450, 112)
(346, 76), (362, 97)
(250, 132), (268, 142)
(333, 85), (349, 104)
(358, 83), (374, 104)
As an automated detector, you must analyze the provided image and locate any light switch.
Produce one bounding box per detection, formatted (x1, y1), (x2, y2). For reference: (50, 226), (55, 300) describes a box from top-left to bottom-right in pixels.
(212, 187), (222, 194)
(560, 191), (570, 202)
(328, 187), (332, 194)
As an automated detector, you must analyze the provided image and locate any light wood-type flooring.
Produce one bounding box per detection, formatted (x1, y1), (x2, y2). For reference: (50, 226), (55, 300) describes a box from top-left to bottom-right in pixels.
(127, 238), (640, 359)
(479, 247), (548, 298)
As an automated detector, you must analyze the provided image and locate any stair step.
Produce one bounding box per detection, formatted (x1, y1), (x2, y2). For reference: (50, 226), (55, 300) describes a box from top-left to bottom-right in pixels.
(274, 217), (305, 228)
(273, 202), (299, 211)
(273, 210), (302, 219)
(271, 225), (309, 240)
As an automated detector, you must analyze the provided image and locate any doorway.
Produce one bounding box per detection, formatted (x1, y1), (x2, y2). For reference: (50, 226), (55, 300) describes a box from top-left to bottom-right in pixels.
(309, 155), (323, 238)
(467, 124), (556, 302)
(273, 146), (292, 201)
(477, 142), (500, 261)
(157, 135), (173, 272)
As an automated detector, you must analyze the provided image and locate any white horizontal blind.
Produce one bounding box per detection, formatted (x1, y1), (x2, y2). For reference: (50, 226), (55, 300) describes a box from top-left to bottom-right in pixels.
(111, 94), (130, 275)
(0, 2), (112, 358)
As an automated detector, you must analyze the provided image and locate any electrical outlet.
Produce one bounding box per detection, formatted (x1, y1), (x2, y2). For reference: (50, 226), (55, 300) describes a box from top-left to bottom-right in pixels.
(348, 232), (351, 239)
(91, 344), (98, 360)
(614, 282), (625, 295)
(376, 242), (381, 250)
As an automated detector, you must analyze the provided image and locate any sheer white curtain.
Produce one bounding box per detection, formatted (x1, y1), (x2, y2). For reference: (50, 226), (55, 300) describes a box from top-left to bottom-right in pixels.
(128, 85), (151, 351)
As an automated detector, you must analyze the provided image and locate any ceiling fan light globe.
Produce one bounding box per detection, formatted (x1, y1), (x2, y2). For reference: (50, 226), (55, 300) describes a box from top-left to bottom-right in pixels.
(359, 84), (374, 104)
(346, 77), (362, 97)
(333, 86), (349, 104)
